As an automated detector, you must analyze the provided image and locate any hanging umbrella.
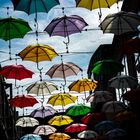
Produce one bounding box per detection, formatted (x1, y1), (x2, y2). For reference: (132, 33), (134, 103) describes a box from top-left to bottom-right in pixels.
(20, 134), (42, 140)
(81, 113), (105, 125)
(78, 130), (98, 139)
(99, 11), (140, 35)
(26, 81), (58, 96)
(30, 106), (58, 118)
(86, 90), (113, 103)
(33, 125), (57, 135)
(105, 128), (127, 139)
(64, 123), (87, 133)
(0, 17), (32, 59)
(122, 38), (140, 54)
(9, 94), (38, 108)
(122, 88), (140, 102)
(0, 64), (34, 80)
(68, 78), (97, 93)
(11, 0), (60, 15)
(18, 44), (58, 65)
(108, 75), (138, 89)
(65, 104), (91, 117)
(49, 132), (71, 140)
(47, 93), (76, 107)
(46, 61), (82, 85)
(94, 120), (117, 135)
(91, 59), (124, 75)
(76, 0), (118, 20)
(44, 15), (88, 52)
(16, 117), (39, 127)
(48, 115), (73, 126)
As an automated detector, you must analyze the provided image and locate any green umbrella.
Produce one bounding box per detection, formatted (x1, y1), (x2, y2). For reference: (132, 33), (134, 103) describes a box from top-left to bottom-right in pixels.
(65, 104), (91, 116)
(0, 17), (32, 59)
(91, 59), (124, 75)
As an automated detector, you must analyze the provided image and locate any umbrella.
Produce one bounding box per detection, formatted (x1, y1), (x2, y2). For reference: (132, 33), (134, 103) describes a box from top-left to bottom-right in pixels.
(122, 38), (140, 54)
(0, 17), (32, 59)
(49, 132), (71, 140)
(33, 125), (57, 135)
(30, 106), (58, 118)
(86, 90), (113, 103)
(64, 123), (87, 133)
(9, 94), (38, 108)
(99, 11), (140, 35)
(18, 44), (58, 68)
(81, 113), (105, 125)
(105, 128), (127, 139)
(20, 134), (42, 140)
(75, 0), (118, 20)
(48, 115), (73, 126)
(16, 117), (39, 127)
(94, 120), (117, 135)
(0, 64), (34, 86)
(44, 15), (88, 52)
(108, 75), (138, 89)
(46, 61), (82, 85)
(91, 59), (124, 75)
(78, 130), (98, 139)
(47, 93), (76, 107)
(122, 88), (140, 101)
(26, 81), (58, 96)
(65, 104), (91, 116)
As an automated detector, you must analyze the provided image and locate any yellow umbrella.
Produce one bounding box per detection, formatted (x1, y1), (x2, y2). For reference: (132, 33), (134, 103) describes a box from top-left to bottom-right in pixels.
(48, 115), (73, 126)
(47, 93), (76, 107)
(49, 132), (71, 140)
(18, 44), (58, 62)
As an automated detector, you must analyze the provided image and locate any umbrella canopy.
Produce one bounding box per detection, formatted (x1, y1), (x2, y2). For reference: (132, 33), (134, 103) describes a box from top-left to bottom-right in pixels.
(46, 62), (82, 85)
(105, 128), (127, 139)
(99, 11), (140, 35)
(78, 130), (98, 139)
(48, 115), (73, 126)
(30, 106), (58, 118)
(81, 113), (105, 125)
(20, 134), (42, 140)
(47, 93), (76, 107)
(11, 0), (60, 15)
(94, 120), (117, 135)
(44, 15), (88, 52)
(122, 38), (140, 54)
(68, 78), (97, 93)
(26, 81), (58, 95)
(76, 0), (118, 10)
(18, 44), (58, 63)
(86, 91), (113, 103)
(0, 17), (32, 41)
(9, 94), (38, 108)
(122, 88), (140, 101)
(91, 59), (124, 75)
(33, 125), (57, 135)
(0, 64), (34, 80)
(65, 104), (91, 116)
(108, 75), (138, 89)
(16, 117), (39, 127)
(49, 132), (71, 140)
(64, 123), (87, 133)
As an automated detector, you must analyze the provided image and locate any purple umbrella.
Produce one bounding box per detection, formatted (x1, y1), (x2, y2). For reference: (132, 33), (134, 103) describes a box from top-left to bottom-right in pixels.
(30, 106), (58, 118)
(44, 15), (88, 52)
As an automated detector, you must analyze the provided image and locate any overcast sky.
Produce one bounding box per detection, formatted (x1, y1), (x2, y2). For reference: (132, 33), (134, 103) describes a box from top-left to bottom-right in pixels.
(0, 0), (123, 114)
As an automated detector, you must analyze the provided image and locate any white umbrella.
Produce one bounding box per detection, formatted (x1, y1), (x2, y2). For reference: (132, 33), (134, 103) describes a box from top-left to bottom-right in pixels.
(78, 130), (98, 139)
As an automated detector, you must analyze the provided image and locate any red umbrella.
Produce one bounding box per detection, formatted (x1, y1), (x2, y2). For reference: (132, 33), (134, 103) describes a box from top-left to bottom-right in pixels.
(64, 123), (87, 133)
(9, 94), (38, 108)
(0, 64), (34, 80)
(81, 113), (105, 125)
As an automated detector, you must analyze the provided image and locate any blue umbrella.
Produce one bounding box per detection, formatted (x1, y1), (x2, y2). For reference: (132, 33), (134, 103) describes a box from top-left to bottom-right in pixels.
(20, 134), (42, 140)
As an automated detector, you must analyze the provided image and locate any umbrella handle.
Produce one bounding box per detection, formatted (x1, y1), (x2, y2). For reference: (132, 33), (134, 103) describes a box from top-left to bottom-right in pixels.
(63, 36), (70, 53)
